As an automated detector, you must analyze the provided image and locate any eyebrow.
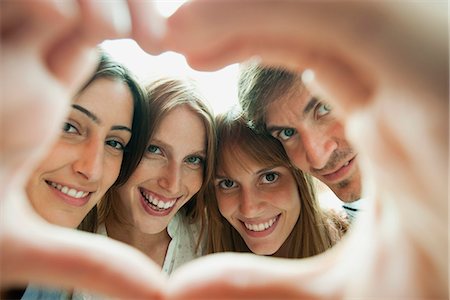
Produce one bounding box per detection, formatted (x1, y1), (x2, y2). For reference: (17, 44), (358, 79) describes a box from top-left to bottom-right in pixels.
(192, 150), (207, 158)
(214, 174), (228, 180)
(214, 165), (280, 180)
(112, 125), (132, 133)
(303, 96), (318, 115)
(266, 125), (288, 134)
(72, 104), (100, 124)
(266, 96), (319, 134)
(73, 104), (131, 133)
(151, 138), (206, 156)
(256, 166), (279, 176)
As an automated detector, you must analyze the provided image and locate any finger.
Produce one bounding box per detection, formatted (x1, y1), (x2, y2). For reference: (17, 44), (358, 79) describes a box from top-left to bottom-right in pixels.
(165, 1), (377, 111)
(45, 30), (100, 94)
(1, 0), (79, 38)
(77, 0), (131, 43)
(127, 0), (166, 55)
(167, 253), (339, 300)
(45, 0), (133, 90)
(1, 193), (166, 299)
(0, 0), (97, 96)
(165, 1), (445, 113)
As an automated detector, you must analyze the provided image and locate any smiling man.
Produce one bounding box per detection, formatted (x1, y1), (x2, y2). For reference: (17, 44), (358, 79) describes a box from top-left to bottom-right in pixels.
(238, 64), (363, 220)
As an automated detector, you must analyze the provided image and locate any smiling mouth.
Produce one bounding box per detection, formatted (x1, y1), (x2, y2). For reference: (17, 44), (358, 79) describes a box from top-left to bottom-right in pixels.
(243, 215), (279, 232)
(46, 180), (90, 198)
(321, 156), (356, 181)
(140, 189), (177, 211)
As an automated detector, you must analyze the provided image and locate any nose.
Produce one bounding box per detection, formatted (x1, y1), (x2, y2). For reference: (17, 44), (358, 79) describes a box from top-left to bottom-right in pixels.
(72, 139), (104, 182)
(239, 187), (262, 218)
(158, 161), (181, 195)
(299, 130), (337, 170)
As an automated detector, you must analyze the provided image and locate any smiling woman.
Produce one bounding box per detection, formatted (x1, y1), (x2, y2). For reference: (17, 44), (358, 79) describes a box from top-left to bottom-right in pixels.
(94, 77), (216, 279)
(20, 51), (149, 299)
(206, 111), (348, 258)
(25, 51), (148, 230)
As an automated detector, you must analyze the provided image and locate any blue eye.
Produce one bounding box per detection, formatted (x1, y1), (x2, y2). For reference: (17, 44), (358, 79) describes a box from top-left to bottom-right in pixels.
(219, 179), (236, 189)
(278, 128), (296, 141)
(186, 156), (203, 165)
(106, 140), (125, 151)
(147, 144), (161, 154)
(261, 172), (279, 184)
(62, 122), (78, 134)
(316, 103), (332, 118)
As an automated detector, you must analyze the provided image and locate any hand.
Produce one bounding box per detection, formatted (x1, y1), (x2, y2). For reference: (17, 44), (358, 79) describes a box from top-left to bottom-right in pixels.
(1, 1), (167, 298)
(162, 1), (448, 298)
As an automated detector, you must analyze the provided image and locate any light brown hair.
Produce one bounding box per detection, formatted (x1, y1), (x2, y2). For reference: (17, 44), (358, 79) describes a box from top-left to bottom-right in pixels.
(98, 77), (216, 246)
(206, 111), (346, 258)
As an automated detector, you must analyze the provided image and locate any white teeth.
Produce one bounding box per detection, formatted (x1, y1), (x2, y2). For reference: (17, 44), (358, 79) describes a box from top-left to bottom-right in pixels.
(343, 161), (350, 167)
(61, 186), (69, 194)
(142, 191), (176, 211)
(244, 216), (278, 232)
(49, 181), (89, 198)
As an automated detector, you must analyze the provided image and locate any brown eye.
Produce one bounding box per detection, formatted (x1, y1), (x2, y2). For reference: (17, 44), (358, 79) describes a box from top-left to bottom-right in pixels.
(261, 172), (279, 184)
(220, 179), (236, 189)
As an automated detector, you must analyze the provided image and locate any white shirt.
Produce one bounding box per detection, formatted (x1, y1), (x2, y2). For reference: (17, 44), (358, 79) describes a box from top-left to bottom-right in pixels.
(342, 198), (368, 223)
(97, 211), (204, 275)
(75, 212), (204, 299)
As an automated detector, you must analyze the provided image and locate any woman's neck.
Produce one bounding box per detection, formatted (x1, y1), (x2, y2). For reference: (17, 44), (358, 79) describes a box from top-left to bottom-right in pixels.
(104, 213), (171, 268)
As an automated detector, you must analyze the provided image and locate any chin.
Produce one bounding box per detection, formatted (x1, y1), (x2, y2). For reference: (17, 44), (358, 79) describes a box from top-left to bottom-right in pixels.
(249, 246), (277, 256)
(332, 182), (361, 202)
(50, 217), (80, 229)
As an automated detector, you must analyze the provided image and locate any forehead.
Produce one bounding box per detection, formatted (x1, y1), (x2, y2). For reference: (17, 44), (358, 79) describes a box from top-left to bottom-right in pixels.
(265, 86), (312, 127)
(153, 105), (206, 149)
(74, 78), (133, 123)
(219, 148), (266, 177)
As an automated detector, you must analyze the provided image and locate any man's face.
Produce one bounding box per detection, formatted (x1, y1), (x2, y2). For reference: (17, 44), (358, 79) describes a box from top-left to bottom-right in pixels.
(265, 85), (361, 203)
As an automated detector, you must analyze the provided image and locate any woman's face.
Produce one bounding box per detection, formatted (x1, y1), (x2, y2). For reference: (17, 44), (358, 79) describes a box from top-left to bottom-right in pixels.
(215, 150), (301, 255)
(117, 105), (206, 234)
(26, 78), (134, 228)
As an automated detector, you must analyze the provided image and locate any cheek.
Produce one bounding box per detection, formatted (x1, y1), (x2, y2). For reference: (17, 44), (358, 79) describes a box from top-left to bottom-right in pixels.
(273, 182), (301, 210)
(286, 145), (306, 170)
(216, 194), (235, 219)
(102, 156), (123, 192)
(25, 144), (72, 193)
(186, 170), (203, 196)
(34, 143), (72, 174)
(286, 188), (301, 216)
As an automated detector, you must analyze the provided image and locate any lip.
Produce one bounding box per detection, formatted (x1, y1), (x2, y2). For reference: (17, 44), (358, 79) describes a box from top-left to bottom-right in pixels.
(139, 188), (180, 217)
(240, 214), (280, 238)
(321, 156), (356, 183)
(46, 180), (92, 207)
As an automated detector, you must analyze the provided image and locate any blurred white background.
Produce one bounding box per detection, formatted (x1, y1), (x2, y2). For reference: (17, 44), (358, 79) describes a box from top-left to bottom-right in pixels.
(101, 0), (239, 115)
